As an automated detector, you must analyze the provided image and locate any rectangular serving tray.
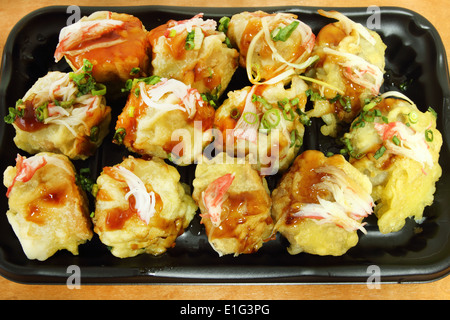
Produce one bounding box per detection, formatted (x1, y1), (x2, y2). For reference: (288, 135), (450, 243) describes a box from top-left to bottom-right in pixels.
(0, 5), (449, 284)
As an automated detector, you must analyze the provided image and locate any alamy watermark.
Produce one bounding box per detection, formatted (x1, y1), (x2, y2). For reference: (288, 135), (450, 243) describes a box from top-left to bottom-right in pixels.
(366, 6), (381, 30)
(66, 265), (81, 289)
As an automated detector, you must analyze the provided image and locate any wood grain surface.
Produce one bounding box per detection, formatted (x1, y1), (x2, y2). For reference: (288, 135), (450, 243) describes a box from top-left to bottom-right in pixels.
(0, 0), (449, 300)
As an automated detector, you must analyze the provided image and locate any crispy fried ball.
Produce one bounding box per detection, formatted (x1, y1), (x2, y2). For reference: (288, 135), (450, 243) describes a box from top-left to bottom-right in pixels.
(192, 153), (274, 256)
(3, 152), (93, 261)
(92, 156), (197, 258)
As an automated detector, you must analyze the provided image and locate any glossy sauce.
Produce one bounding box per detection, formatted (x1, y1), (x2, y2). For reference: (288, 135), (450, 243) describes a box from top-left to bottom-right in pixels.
(102, 167), (164, 231)
(316, 23), (347, 47)
(115, 90), (146, 148)
(14, 100), (46, 132)
(283, 151), (344, 226)
(147, 22), (189, 60)
(26, 188), (68, 225)
(193, 63), (222, 91)
(66, 14), (149, 80)
(205, 189), (272, 254)
(239, 18), (263, 63)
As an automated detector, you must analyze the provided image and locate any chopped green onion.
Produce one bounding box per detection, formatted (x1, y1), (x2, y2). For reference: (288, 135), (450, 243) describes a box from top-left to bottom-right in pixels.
(75, 167), (96, 194)
(408, 111), (418, 124)
(140, 75), (162, 86)
(113, 127), (126, 145)
(295, 108), (312, 126)
(82, 59), (93, 72)
(282, 108), (295, 121)
(340, 96), (352, 113)
(425, 129), (434, 142)
(289, 129), (302, 148)
(374, 146), (386, 160)
(427, 107), (437, 118)
(90, 126), (99, 142)
(218, 16), (230, 33)
(329, 94), (341, 103)
(185, 30), (196, 50)
(392, 135), (401, 146)
(306, 89), (326, 101)
(91, 83), (107, 96)
(54, 99), (74, 108)
(271, 20), (299, 42)
(128, 106), (135, 117)
(218, 17), (233, 48)
(4, 100), (25, 124)
(130, 67), (140, 76)
(35, 102), (49, 122)
(243, 112), (258, 124)
(230, 108), (240, 119)
(261, 109), (280, 129)
(252, 94), (272, 110)
(168, 29), (177, 38)
(363, 96), (382, 111)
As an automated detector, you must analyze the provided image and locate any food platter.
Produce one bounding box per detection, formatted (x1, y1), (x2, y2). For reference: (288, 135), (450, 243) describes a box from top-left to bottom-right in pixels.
(0, 5), (449, 284)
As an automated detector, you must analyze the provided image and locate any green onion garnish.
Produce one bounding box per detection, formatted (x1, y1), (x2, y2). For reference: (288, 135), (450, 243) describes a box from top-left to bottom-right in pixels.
(374, 146), (386, 159)
(425, 129), (434, 142)
(261, 109), (280, 129)
(243, 112), (258, 124)
(271, 20), (299, 42)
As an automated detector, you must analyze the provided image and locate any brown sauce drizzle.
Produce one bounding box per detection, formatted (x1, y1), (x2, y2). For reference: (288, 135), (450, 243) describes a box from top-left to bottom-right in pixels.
(14, 100), (46, 132)
(101, 167), (164, 231)
(26, 188), (68, 225)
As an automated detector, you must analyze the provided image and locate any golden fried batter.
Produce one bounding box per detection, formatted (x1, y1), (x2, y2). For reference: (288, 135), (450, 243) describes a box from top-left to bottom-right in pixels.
(3, 152), (93, 261)
(192, 153), (274, 256)
(92, 156), (197, 258)
(272, 150), (373, 256)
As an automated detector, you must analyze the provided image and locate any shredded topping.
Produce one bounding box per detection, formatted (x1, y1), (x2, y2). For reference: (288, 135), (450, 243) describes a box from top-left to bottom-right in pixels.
(380, 91), (414, 105)
(323, 47), (383, 94)
(233, 85), (259, 142)
(55, 17), (125, 61)
(293, 165), (373, 233)
(246, 14), (317, 85)
(167, 13), (217, 34)
(201, 173), (235, 227)
(34, 71), (101, 137)
(6, 154), (47, 198)
(112, 166), (156, 225)
(374, 121), (433, 168)
(139, 78), (203, 118)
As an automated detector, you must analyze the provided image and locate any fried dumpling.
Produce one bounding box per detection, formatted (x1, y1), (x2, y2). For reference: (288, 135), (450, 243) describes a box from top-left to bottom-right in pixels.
(306, 10), (387, 137)
(92, 156), (197, 258)
(342, 92), (442, 234)
(147, 13), (239, 99)
(271, 150), (374, 256)
(227, 11), (317, 84)
(213, 75), (308, 174)
(55, 11), (150, 83)
(192, 153), (274, 256)
(3, 153), (93, 261)
(114, 76), (215, 165)
(5, 67), (111, 160)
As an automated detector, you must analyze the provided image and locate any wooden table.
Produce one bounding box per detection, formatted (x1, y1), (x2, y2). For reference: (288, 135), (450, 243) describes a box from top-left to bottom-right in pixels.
(0, 0), (449, 300)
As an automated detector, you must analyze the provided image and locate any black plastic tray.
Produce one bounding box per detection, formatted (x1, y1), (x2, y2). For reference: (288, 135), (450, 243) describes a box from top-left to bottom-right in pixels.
(0, 5), (449, 284)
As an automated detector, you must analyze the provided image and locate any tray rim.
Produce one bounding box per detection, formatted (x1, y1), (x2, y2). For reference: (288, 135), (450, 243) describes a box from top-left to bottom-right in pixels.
(0, 4), (449, 285)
